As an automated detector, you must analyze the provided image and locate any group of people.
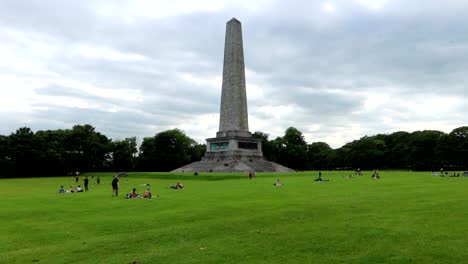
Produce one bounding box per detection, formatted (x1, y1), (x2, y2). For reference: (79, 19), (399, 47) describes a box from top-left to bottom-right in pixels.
(60, 169), (391, 197)
(58, 185), (84, 193)
(112, 175), (159, 198)
(432, 168), (462, 177)
(61, 175), (101, 194)
(125, 188), (154, 199)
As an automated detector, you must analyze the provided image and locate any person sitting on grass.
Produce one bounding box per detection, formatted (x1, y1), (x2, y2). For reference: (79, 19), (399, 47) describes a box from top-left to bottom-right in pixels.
(315, 171), (323, 181)
(274, 179), (282, 186)
(126, 188), (139, 198)
(76, 185), (83, 192)
(143, 189), (152, 198)
(59, 186), (65, 193)
(69, 185), (75, 193)
(372, 169), (380, 179)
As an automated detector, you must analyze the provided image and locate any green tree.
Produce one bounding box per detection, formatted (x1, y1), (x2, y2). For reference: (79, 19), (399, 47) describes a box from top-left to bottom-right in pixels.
(343, 136), (386, 169)
(253, 131), (278, 162)
(189, 143), (206, 163)
(383, 131), (411, 169)
(277, 127), (308, 170)
(408, 130), (445, 170)
(447, 126), (468, 168)
(307, 142), (332, 169)
(138, 129), (196, 171)
(64, 124), (111, 172)
(112, 137), (138, 171)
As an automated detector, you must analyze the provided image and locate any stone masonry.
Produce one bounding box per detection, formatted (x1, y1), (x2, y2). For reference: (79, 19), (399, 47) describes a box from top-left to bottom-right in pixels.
(172, 18), (294, 173)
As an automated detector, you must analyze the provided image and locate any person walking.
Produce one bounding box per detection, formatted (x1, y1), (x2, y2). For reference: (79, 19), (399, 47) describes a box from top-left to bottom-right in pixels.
(84, 176), (89, 191)
(112, 176), (119, 197)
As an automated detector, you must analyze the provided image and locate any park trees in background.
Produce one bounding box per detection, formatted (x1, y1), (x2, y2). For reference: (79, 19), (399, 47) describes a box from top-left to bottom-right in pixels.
(138, 129), (203, 171)
(0, 125), (113, 177)
(1, 124), (467, 177)
(307, 142), (333, 170)
(112, 137), (138, 172)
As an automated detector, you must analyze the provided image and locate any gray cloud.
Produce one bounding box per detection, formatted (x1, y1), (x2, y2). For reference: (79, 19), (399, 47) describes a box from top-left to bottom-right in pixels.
(1, 0), (467, 147)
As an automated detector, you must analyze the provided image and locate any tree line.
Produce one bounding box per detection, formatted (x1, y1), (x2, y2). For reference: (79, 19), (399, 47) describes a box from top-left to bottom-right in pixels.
(0, 124), (467, 177)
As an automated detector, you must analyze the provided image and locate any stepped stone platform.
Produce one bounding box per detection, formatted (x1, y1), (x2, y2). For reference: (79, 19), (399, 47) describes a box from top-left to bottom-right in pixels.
(172, 158), (294, 173)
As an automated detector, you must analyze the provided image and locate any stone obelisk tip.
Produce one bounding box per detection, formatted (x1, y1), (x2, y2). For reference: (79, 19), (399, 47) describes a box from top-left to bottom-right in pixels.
(218, 18), (249, 134)
(228, 17), (240, 23)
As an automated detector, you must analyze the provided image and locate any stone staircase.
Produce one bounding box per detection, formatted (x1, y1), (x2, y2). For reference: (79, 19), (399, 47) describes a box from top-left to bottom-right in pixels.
(172, 158), (294, 173)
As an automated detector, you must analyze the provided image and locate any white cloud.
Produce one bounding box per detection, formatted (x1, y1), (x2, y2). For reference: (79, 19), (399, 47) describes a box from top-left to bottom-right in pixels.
(76, 44), (148, 62)
(323, 2), (337, 13)
(353, 0), (389, 11)
(0, 0), (467, 149)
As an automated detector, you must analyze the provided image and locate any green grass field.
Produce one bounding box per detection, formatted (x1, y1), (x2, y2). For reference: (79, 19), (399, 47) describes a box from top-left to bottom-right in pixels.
(1, 171), (468, 264)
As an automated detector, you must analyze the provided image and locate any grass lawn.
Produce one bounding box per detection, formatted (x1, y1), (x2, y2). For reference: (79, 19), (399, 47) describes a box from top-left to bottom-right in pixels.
(1, 171), (468, 263)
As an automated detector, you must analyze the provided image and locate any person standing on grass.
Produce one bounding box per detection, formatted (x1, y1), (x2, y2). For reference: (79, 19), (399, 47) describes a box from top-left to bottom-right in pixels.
(97, 176), (101, 184)
(112, 176), (119, 196)
(84, 176), (89, 191)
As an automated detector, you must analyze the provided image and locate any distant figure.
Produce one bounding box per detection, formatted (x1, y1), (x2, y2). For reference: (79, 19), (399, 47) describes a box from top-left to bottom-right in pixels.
(315, 171), (329, 181)
(252, 172), (256, 179)
(143, 189), (152, 198)
(314, 171), (327, 181)
(77, 185), (83, 192)
(274, 179), (282, 186)
(59, 186), (65, 193)
(126, 188), (139, 198)
(69, 185), (75, 193)
(440, 167), (444, 175)
(170, 182), (184, 189)
(248, 172), (253, 179)
(75, 175), (79, 183)
(372, 169), (380, 179)
(91, 175), (94, 183)
(84, 176), (89, 191)
(112, 176), (119, 196)
(97, 176), (101, 184)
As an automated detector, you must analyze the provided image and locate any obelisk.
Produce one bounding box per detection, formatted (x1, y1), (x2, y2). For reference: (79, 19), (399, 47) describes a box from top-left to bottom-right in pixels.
(172, 18), (294, 173)
(219, 18), (249, 134)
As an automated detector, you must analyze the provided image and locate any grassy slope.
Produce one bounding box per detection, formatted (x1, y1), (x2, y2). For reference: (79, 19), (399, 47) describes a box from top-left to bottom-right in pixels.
(1, 171), (468, 264)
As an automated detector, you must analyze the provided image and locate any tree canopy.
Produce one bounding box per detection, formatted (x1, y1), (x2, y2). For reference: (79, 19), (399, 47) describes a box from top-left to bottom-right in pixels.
(0, 124), (467, 177)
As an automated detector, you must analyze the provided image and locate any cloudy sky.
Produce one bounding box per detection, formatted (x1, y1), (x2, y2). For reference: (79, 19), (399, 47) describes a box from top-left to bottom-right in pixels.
(1, 0), (467, 148)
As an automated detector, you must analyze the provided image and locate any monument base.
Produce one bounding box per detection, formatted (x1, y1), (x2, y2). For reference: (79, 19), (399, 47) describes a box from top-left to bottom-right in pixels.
(172, 132), (294, 173)
(171, 158), (294, 173)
